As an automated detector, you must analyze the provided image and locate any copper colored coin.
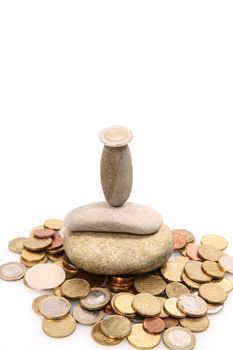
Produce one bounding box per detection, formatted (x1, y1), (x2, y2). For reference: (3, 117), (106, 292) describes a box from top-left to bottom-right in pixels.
(47, 234), (63, 251)
(163, 317), (179, 329)
(172, 233), (187, 250)
(186, 243), (202, 261)
(33, 228), (56, 238)
(143, 317), (165, 334)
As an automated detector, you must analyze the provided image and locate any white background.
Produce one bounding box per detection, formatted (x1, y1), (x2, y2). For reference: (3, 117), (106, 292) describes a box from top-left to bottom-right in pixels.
(0, 1), (233, 349)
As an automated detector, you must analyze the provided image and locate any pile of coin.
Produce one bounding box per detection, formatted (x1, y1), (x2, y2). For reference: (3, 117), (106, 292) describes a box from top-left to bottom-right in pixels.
(1, 225), (233, 350)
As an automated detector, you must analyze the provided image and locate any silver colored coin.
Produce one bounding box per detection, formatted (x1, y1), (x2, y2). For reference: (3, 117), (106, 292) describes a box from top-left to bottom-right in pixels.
(163, 327), (196, 350)
(73, 304), (104, 325)
(207, 303), (224, 315)
(177, 294), (207, 317)
(0, 262), (26, 281)
(39, 296), (71, 319)
(80, 287), (111, 310)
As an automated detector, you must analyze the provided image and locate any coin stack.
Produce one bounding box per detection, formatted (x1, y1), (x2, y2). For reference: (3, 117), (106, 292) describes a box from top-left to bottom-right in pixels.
(1, 224), (233, 350)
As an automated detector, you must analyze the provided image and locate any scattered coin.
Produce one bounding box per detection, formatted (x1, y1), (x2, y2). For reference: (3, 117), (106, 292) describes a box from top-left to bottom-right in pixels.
(166, 282), (190, 298)
(39, 296), (71, 319)
(42, 314), (76, 338)
(177, 294), (207, 317)
(214, 277), (233, 293)
(63, 254), (78, 270)
(47, 252), (64, 262)
(46, 234), (63, 251)
(172, 233), (187, 250)
(127, 323), (161, 349)
(184, 261), (212, 283)
(163, 317), (179, 328)
(132, 293), (162, 317)
(218, 255), (233, 274)
(172, 229), (195, 244)
(44, 219), (64, 230)
(25, 263), (65, 290)
(21, 255), (48, 267)
(207, 303), (224, 314)
(8, 237), (27, 254)
(101, 315), (132, 339)
(33, 228), (56, 239)
(0, 262), (26, 281)
(161, 263), (184, 282)
(80, 287), (111, 310)
(53, 286), (62, 297)
(181, 272), (201, 289)
(73, 304), (104, 325)
(164, 298), (186, 319)
(32, 294), (51, 313)
(179, 316), (209, 332)
(198, 244), (222, 262)
(24, 237), (52, 251)
(134, 275), (166, 295)
(172, 256), (190, 266)
(163, 327), (196, 350)
(186, 243), (202, 261)
(21, 249), (46, 263)
(155, 297), (169, 318)
(30, 225), (44, 236)
(91, 321), (123, 345)
(61, 278), (90, 300)
(112, 292), (135, 316)
(202, 260), (225, 279)
(199, 283), (228, 304)
(201, 234), (228, 250)
(143, 317), (165, 334)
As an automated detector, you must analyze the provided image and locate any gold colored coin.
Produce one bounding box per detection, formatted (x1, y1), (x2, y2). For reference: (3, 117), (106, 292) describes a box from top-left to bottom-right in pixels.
(44, 219), (64, 230)
(61, 278), (90, 300)
(218, 255), (233, 274)
(177, 294), (207, 317)
(53, 286), (62, 297)
(179, 316), (209, 332)
(91, 321), (123, 345)
(166, 282), (190, 298)
(42, 314), (76, 338)
(24, 237), (52, 251)
(199, 283), (228, 304)
(134, 275), (166, 295)
(113, 292), (135, 316)
(172, 256), (190, 266)
(198, 244), (222, 262)
(101, 315), (132, 339)
(157, 297), (169, 318)
(47, 253), (64, 262)
(163, 327), (196, 350)
(25, 263), (65, 290)
(32, 294), (51, 313)
(39, 296), (71, 319)
(181, 273), (201, 289)
(161, 263), (184, 282)
(172, 229), (195, 243)
(127, 323), (161, 349)
(214, 277), (233, 293)
(132, 293), (162, 317)
(21, 249), (46, 262)
(80, 287), (111, 310)
(20, 255), (48, 267)
(164, 298), (186, 319)
(202, 261), (225, 279)
(0, 262), (26, 281)
(184, 261), (212, 283)
(73, 304), (104, 325)
(8, 237), (27, 254)
(201, 234), (228, 250)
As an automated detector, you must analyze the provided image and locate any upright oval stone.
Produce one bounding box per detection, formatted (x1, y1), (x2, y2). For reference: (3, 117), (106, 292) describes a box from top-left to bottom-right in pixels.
(100, 145), (133, 207)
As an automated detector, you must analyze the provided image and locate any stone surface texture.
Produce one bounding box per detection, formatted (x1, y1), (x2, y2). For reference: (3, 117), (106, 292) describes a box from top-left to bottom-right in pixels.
(64, 202), (163, 235)
(100, 145), (132, 207)
(63, 224), (173, 275)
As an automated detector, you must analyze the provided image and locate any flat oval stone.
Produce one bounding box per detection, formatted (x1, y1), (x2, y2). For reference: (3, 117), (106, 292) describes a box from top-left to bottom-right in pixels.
(64, 202), (163, 235)
(63, 224), (173, 275)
